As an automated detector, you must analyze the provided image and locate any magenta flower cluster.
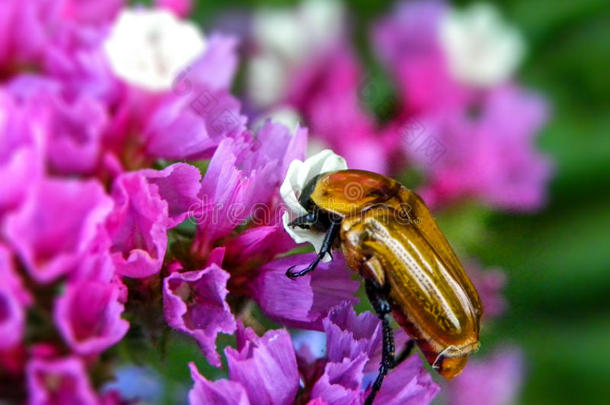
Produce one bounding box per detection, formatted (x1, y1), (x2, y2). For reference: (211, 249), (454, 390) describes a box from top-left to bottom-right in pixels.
(0, 0), (543, 404)
(253, 0), (552, 212)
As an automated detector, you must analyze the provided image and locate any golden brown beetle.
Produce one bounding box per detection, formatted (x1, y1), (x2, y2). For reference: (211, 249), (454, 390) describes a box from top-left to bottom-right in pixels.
(285, 170), (482, 405)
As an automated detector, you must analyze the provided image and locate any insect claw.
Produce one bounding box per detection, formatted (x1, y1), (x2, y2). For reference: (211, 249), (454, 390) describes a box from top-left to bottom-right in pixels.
(285, 266), (300, 279)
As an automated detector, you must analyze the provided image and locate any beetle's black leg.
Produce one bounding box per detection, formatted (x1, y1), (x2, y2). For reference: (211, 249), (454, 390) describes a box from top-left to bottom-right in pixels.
(364, 280), (414, 405)
(285, 220), (341, 279)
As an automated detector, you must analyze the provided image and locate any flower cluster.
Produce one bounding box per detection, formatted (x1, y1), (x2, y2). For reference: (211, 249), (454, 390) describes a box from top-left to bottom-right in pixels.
(0, 0), (541, 404)
(248, 0), (552, 212)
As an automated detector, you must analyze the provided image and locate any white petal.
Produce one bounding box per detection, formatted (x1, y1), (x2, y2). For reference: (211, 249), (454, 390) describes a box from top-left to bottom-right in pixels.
(439, 3), (525, 88)
(104, 9), (206, 91)
(280, 150), (347, 261)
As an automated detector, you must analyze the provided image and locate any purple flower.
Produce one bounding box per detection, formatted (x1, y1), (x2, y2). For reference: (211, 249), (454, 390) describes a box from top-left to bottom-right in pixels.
(26, 356), (99, 405)
(249, 254), (360, 330)
(0, 90), (45, 216)
(54, 278), (129, 355)
(57, 0), (124, 25)
(414, 85), (552, 211)
(163, 264), (236, 367)
(191, 120), (307, 256)
(0, 0), (120, 70)
(140, 163), (202, 228)
(223, 223), (296, 271)
(372, 356), (440, 405)
(178, 34), (240, 93)
(447, 347), (523, 405)
(310, 355), (368, 405)
(4, 178), (113, 283)
(372, 1), (468, 113)
(302, 303), (440, 405)
(105, 172), (168, 278)
(465, 261), (507, 320)
(226, 325), (300, 405)
(8, 74), (108, 175)
(43, 23), (121, 106)
(143, 35), (244, 160)
(156, 0), (193, 18)
(189, 363), (250, 405)
(0, 244), (32, 349)
(192, 137), (255, 252)
(286, 45), (389, 173)
(144, 89), (246, 161)
(189, 325), (300, 405)
(323, 302), (381, 364)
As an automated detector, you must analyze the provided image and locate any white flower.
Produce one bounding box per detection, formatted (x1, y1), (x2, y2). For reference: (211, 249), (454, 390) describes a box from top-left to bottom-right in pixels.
(439, 3), (525, 88)
(104, 9), (206, 91)
(247, 55), (287, 107)
(252, 0), (344, 63)
(249, 0), (345, 108)
(280, 150), (347, 261)
(253, 106), (302, 133)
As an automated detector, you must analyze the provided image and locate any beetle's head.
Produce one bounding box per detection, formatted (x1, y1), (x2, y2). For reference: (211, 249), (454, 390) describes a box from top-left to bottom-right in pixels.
(297, 173), (323, 213)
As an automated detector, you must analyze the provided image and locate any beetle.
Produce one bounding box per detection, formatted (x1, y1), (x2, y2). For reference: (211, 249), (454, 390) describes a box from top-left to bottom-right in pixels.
(284, 169), (482, 405)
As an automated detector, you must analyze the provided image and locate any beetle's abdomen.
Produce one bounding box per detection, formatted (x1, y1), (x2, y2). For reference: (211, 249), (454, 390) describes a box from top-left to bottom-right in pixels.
(340, 203), (481, 378)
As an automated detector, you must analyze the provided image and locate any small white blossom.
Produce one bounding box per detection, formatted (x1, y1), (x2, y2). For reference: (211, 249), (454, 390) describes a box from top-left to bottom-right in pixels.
(249, 0), (345, 107)
(247, 55), (287, 107)
(104, 9), (206, 91)
(280, 150), (347, 261)
(439, 3), (525, 88)
(254, 106), (302, 133)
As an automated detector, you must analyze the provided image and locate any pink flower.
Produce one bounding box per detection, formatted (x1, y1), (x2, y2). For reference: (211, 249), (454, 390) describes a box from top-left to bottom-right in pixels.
(371, 356), (440, 405)
(286, 45), (389, 173)
(0, 89), (45, 216)
(54, 278), (129, 355)
(163, 264), (236, 367)
(413, 85), (552, 211)
(143, 35), (244, 160)
(4, 178), (113, 283)
(106, 163), (200, 278)
(465, 261), (507, 320)
(189, 324), (300, 405)
(372, 1), (468, 113)
(0, 0), (121, 70)
(223, 223), (296, 271)
(310, 355), (368, 405)
(0, 244), (32, 349)
(144, 89), (246, 161)
(9, 74), (108, 175)
(156, 0), (193, 18)
(43, 22), (121, 105)
(323, 302), (381, 364)
(189, 367), (250, 405)
(299, 303), (440, 405)
(193, 137), (255, 252)
(193, 123), (306, 254)
(139, 162), (202, 228)
(58, 0), (124, 25)
(447, 347), (523, 405)
(26, 356), (99, 405)
(249, 254), (360, 330)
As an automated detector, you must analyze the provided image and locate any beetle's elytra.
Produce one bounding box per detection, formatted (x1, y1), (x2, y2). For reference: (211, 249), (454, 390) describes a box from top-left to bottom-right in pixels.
(285, 169), (482, 405)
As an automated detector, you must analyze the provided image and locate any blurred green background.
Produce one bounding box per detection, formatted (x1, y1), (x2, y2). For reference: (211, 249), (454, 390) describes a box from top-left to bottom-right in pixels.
(135, 0), (610, 403)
